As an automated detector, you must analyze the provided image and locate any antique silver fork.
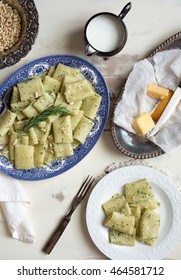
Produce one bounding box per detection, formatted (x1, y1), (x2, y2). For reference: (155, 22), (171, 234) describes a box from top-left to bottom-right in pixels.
(42, 175), (94, 254)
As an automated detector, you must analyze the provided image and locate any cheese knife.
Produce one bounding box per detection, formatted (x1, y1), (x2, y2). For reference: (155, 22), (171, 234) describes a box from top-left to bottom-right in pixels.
(148, 82), (181, 137)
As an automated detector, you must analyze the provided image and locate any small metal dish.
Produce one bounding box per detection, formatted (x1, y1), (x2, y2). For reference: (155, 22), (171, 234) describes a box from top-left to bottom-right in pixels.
(0, 0), (39, 69)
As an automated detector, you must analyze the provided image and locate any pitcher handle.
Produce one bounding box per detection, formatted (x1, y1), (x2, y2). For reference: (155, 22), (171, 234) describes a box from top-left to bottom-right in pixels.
(118, 2), (132, 20)
(85, 44), (97, 56)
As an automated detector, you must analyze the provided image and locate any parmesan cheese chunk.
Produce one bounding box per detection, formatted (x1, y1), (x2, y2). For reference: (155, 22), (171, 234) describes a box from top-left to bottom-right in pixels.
(132, 112), (155, 136)
(147, 84), (170, 99)
(151, 90), (173, 122)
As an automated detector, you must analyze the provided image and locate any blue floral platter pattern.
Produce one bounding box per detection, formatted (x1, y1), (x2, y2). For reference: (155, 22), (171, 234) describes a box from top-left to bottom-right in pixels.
(0, 55), (110, 180)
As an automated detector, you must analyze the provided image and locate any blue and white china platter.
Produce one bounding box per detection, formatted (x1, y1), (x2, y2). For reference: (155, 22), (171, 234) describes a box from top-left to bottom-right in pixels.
(0, 55), (110, 180)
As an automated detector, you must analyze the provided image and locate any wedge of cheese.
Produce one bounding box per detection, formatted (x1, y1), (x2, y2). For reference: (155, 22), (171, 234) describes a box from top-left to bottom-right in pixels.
(147, 84), (170, 99)
(132, 112), (155, 136)
(151, 90), (173, 122)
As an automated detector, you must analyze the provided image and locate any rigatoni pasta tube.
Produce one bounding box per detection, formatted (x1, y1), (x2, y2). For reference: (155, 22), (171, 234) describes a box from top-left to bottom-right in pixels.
(34, 143), (48, 167)
(104, 211), (135, 235)
(109, 229), (136, 246)
(102, 195), (126, 217)
(53, 115), (73, 143)
(64, 79), (94, 103)
(14, 144), (34, 169)
(53, 143), (73, 157)
(81, 94), (102, 120)
(139, 209), (160, 240)
(73, 116), (93, 144)
(0, 110), (16, 137)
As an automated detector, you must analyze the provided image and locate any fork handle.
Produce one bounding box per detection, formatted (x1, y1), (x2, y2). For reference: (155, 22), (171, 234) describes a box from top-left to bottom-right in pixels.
(42, 215), (71, 254)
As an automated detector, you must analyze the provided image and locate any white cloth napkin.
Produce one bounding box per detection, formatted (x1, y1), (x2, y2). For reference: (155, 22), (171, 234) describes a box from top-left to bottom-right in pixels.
(0, 173), (35, 243)
(113, 49), (181, 152)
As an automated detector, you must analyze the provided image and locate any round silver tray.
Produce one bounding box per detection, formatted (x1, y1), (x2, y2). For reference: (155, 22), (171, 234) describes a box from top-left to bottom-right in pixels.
(110, 31), (181, 159)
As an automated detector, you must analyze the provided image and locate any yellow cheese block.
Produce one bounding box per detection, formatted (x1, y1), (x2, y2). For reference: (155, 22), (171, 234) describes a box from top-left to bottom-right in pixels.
(147, 84), (170, 99)
(151, 90), (173, 122)
(132, 112), (155, 136)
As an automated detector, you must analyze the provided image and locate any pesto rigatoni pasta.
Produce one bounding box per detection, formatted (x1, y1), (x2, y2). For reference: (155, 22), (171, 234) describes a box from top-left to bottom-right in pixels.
(102, 178), (160, 247)
(0, 110), (17, 137)
(109, 228), (136, 246)
(104, 211), (135, 235)
(0, 63), (102, 169)
(14, 144), (34, 169)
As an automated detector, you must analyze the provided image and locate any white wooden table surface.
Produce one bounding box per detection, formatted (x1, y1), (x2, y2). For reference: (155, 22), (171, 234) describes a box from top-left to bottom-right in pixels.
(0, 0), (181, 260)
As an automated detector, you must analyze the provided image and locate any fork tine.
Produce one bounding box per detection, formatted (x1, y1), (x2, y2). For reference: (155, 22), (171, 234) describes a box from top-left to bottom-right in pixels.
(79, 176), (94, 198)
(82, 177), (94, 198)
(76, 175), (91, 195)
(77, 175), (94, 197)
